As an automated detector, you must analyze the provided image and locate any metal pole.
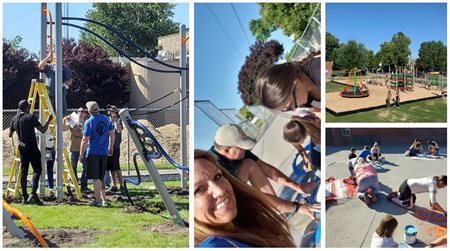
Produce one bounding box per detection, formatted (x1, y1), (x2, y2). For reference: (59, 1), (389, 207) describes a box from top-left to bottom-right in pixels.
(38, 3), (48, 195)
(55, 3), (64, 201)
(179, 25), (187, 188)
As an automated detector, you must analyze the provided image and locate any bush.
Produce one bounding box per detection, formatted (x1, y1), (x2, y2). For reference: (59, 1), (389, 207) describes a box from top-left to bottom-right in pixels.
(237, 40), (284, 106)
(63, 39), (130, 108)
(3, 37), (39, 109)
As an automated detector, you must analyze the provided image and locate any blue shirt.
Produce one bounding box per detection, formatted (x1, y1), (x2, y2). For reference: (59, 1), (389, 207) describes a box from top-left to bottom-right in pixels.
(197, 236), (251, 248)
(42, 64), (73, 96)
(358, 149), (370, 159)
(83, 114), (113, 156)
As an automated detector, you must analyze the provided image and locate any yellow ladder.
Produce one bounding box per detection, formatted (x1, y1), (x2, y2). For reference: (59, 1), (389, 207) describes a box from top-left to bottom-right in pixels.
(5, 79), (82, 199)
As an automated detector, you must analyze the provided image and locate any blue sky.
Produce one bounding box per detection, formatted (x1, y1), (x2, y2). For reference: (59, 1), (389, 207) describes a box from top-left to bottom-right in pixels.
(194, 3), (295, 110)
(326, 3), (447, 59)
(3, 3), (189, 54)
(194, 3), (301, 150)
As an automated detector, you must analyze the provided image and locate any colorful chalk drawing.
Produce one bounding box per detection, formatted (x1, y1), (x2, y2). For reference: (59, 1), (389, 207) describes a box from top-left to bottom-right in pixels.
(424, 226), (447, 237)
(414, 209), (447, 223)
(415, 208), (447, 239)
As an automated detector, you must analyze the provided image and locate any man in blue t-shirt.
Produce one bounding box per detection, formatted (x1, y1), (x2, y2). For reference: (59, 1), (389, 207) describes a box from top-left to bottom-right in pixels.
(38, 52), (73, 115)
(358, 146), (371, 161)
(80, 101), (115, 207)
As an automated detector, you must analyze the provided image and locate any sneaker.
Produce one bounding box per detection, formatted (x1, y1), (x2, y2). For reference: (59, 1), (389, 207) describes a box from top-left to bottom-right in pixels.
(388, 192), (398, 200)
(89, 201), (101, 207)
(22, 195), (30, 204)
(27, 194), (43, 206)
(81, 187), (92, 194)
(101, 200), (109, 207)
(107, 186), (119, 192)
(48, 189), (55, 196)
(371, 194), (378, 203)
(363, 191), (371, 204)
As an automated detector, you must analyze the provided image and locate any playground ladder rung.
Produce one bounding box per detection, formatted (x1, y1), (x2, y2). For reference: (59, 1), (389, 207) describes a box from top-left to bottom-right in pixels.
(5, 79), (82, 200)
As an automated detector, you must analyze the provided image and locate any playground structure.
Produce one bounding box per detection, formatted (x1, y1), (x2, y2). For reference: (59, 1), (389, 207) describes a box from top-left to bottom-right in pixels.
(339, 68), (369, 98)
(3, 199), (48, 247)
(389, 68), (414, 92)
(4, 4), (189, 243)
(426, 73), (447, 91)
(18, 3), (188, 201)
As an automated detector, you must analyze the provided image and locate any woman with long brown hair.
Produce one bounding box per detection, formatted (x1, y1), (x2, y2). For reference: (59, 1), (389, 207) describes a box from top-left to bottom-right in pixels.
(194, 149), (310, 247)
(255, 52), (321, 118)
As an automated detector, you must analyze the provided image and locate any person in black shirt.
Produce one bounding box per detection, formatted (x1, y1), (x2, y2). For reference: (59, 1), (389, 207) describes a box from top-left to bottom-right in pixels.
(349, 147), (357, 160)
(9, 100), (53, 204)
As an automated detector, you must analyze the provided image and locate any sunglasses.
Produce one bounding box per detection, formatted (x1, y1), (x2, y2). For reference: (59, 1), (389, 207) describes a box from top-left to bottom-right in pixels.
(281, 86), (308, 112)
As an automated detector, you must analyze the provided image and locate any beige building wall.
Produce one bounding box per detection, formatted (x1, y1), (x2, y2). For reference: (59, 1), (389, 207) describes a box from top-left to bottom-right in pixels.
(157, 30), (190, 59)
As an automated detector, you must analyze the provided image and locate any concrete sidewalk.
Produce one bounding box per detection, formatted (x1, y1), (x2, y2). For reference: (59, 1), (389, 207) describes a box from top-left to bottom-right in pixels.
(326, 144), (447, 248)
(253, 114), (320, 247)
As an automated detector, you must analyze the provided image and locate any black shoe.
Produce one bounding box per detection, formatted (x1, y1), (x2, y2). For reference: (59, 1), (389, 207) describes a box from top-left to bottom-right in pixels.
(27, 194), (43, 206)
(22, 195), (30, 204)
(120, 187), (126, 195)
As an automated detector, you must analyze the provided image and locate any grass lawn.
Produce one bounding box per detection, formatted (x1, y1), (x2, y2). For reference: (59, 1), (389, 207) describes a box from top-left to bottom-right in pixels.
(326, 98), (447, 122)
(326, 81), (345, 93)
(5, 181), (189, 247)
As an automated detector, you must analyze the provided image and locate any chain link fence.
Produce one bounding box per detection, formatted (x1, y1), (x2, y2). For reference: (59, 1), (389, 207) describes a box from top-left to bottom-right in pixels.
(3, 107), (189, 181)
(3, 108), (188, 130)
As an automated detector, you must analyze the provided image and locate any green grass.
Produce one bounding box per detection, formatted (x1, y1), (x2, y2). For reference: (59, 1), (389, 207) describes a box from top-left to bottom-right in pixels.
(326, 81), (346, 93)
(326, 98), (447, 122)
(6, 182), (189, 247)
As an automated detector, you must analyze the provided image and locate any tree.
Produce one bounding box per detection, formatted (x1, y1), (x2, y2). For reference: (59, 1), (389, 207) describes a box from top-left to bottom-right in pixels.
(416, 41), (447, 73)
(390, 32), (411, 67)
(238, 40), (284, 105)
(63, 39), (129, 108)
(333, 40), (369, 70)
(366, 50), (379, 72)
(3, 36), (39, 109)
(326, 32), (339, 61)
(80, 3), (180, 57)
(250, 3), (320, 41)
(377, 32), (411, 69)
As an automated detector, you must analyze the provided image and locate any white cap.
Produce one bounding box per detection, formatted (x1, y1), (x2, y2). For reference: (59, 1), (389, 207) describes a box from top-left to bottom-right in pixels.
(214, 124), (256, 150)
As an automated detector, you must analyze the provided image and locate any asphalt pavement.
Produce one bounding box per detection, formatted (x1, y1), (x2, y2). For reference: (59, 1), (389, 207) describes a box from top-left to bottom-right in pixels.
(326, 144), (447, 248)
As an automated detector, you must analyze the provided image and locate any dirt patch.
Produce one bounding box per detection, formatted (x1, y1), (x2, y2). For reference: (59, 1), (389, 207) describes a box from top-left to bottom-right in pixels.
(3, 227), (99, 248)
(142, 221), (188, 236)
(3, 120), (189, 167)
(168, 187), (189, 198)
(378, 110), (390, 118)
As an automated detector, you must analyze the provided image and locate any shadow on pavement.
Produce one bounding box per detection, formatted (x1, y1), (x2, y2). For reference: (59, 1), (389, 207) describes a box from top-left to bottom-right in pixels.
(369, 195), (408, 216)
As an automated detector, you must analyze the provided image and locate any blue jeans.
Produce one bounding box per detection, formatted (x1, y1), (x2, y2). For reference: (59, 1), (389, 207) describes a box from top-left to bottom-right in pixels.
(71, 151), (88, 189)
(357, 175), (379, 198)
(46, 149), (55, 189)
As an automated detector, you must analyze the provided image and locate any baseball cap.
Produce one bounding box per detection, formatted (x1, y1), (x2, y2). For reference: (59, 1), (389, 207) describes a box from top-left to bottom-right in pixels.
(214, 124), (256, 150)
(106, 104), (118, 113)
(86, 101), (99, 113)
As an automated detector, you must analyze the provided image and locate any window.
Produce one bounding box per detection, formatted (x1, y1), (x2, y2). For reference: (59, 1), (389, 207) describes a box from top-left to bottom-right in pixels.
(341, 128), (351, 136)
